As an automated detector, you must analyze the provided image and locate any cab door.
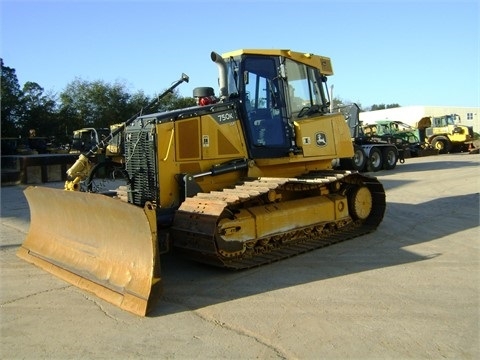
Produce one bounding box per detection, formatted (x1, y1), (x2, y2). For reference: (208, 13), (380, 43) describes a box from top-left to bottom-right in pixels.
(241, 56), (291, 158)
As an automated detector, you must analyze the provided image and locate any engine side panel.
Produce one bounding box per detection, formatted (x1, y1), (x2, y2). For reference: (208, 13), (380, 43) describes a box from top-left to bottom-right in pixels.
(294, 112), (353, 158)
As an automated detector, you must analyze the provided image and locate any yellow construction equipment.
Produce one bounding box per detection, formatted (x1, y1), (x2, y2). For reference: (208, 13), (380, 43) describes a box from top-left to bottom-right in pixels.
(18, 49), (386, 316)
(416, 114), (475, 154)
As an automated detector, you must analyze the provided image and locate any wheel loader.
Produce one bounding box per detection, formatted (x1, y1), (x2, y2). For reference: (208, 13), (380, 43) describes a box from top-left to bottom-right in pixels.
(416, 114), (475, 154)
(17, 49), (386, 316)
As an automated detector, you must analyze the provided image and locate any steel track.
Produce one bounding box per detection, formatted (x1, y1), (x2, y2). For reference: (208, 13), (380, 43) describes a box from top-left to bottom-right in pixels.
(171, 171), (386, 270)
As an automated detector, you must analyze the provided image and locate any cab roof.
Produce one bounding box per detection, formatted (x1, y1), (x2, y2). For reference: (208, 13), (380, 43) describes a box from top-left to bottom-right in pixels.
(221, 49), (333, 76)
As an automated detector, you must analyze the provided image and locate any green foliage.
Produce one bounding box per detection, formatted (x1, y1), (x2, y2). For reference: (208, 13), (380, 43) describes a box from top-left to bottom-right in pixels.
(58, 78), (141, 130)
(152, 89), (196, 112)
(370, 103), (401, 111)
(331, 97), (345, 109)
(2, 58), (402, 144)
(1, 59), (23, 136)
(1, 59), (195, 143)
(21, 82), (59, 138)
(332, 97), (364, 112)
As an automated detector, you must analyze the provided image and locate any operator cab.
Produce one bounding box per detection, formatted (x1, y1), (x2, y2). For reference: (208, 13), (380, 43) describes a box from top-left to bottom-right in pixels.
(222, 50), (332, 158)
(432, 114), (459, 127)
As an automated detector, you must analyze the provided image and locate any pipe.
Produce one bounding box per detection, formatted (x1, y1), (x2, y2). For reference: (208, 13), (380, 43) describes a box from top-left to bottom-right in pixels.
(329, 84), (334, 113)
(211, 51), (228, 99)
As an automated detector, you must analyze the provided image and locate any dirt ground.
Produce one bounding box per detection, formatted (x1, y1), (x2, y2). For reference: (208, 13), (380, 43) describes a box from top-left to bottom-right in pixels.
(1, 152), (479, 359)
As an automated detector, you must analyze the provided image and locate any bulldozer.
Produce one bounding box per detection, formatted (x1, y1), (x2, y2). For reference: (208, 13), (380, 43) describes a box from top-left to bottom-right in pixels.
(17, 49), (386, 316)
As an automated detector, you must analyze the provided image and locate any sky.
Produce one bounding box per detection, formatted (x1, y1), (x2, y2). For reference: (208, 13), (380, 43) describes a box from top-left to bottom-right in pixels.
(1, 0), (479, 108)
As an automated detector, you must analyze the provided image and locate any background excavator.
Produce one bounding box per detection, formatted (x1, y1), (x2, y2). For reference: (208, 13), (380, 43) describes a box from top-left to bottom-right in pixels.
(17, 49), (386, 316)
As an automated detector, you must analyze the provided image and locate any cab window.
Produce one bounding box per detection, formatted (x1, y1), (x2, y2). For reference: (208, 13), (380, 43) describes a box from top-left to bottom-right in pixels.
(243, 57), (286, 147)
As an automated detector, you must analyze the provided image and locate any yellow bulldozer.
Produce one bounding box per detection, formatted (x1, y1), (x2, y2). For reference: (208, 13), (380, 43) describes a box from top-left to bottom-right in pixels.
(17, 49), (386, 316)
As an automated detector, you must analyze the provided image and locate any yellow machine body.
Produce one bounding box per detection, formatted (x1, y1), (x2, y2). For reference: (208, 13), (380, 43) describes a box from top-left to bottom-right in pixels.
(18, 187), (161, 315)
(152, 109), (353, 208)
(18, 49), (385, 316)
(417, 114), (474, 153)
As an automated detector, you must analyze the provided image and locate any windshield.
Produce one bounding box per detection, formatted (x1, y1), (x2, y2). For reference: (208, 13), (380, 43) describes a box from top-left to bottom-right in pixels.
(396, 122), (414, 131)
(446, 115), (457, 125)
(284, 59), (329, 118)
(433, 115), (456, 127)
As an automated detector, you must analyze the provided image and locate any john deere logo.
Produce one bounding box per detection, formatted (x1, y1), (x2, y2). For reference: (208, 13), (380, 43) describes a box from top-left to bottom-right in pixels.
(315, 132), (327, 147)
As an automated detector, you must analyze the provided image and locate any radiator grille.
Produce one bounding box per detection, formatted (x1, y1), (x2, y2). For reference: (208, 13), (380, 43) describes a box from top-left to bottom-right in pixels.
(125, 121), (158, 206)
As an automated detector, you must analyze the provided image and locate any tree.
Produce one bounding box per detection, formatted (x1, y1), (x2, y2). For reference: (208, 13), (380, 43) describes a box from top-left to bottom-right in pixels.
(164, 92), (196, 111)
(370, 103), (401, 111)
(57, 78), (198, 143)
(128, 90), (151, 115)
(331, 97), (345, 109)
(21, 81), (58, 138)
(1, 59), (24, 137)
(331, 96), (364, 112)
(58, 79), (149, 132)
(2, 59), (197, 143)
(148, 88), (195, 113)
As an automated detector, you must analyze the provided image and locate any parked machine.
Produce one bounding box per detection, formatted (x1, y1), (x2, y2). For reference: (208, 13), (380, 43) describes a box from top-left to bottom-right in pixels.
(337, 104), (401, 172)
(363, 120), (437, 157)
(70, 127), (111, 153)
(416, 114), (474, 154)
(68, 125), (126, 192)
(17, 49), (386, 316)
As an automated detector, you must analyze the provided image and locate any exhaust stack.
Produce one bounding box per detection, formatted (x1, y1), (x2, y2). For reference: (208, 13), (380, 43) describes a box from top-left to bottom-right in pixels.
(211, 51), (228, 99)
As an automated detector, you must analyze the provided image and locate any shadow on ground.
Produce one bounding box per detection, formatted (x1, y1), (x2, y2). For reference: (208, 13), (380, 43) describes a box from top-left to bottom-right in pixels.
(149, 192), (479, 317)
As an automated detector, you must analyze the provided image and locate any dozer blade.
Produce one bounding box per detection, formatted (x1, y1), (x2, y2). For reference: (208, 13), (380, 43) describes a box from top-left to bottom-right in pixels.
(17, 186), (161, 316)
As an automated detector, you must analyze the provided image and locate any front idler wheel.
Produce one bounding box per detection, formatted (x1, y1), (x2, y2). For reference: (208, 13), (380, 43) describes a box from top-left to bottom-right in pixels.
(348, 186), (373, 220)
